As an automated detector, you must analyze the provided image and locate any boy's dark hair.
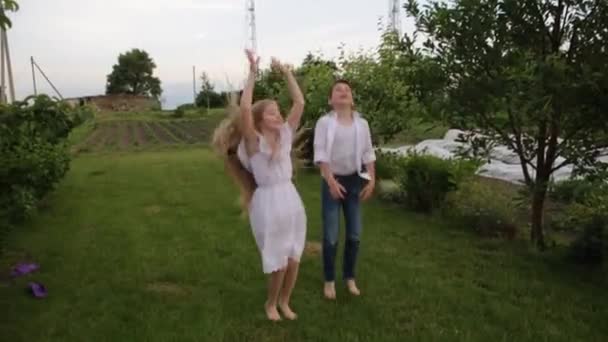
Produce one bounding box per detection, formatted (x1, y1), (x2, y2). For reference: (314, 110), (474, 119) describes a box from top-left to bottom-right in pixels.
(328, 79), (352, 98)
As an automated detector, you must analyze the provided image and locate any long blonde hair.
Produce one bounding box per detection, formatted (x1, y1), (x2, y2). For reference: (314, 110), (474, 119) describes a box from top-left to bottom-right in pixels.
(212, 97), (276, 210)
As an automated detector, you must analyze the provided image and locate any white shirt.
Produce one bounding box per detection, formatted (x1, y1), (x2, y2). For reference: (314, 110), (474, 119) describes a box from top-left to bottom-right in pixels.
(313, 111), (376, 179)
(330, 122), (358, 175)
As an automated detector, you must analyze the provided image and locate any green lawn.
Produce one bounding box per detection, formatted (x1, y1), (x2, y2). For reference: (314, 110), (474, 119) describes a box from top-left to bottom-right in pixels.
(1, 148), (607, 341)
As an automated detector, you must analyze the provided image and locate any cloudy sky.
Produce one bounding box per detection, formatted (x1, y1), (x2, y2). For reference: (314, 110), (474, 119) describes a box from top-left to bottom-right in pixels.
(9, 0), (413, 108)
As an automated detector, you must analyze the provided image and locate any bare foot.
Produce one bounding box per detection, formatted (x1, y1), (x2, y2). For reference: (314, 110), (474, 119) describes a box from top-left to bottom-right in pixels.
(346, 279), (361, 296)
(278, 301), (298, 320)
(265, 301), (282, 322)
(324, 282), (336, 300)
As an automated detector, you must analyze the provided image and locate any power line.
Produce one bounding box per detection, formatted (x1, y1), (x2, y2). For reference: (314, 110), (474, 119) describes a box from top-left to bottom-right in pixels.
(31, 57), (63, 100)
(31, 57), (37, 95)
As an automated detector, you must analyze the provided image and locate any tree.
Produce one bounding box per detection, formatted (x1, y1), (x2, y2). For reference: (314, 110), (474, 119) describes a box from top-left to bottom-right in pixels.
(406, 0), (608, 248)
(106, 49), (162, 99)
(0, 0), (19, 29)
(195, 72), (225, 109)
(339, 31), (430, 143)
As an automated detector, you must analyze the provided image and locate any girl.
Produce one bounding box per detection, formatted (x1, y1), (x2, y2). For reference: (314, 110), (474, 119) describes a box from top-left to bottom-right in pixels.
(212, 50), (306, 321)
(313, 79), (376, 300)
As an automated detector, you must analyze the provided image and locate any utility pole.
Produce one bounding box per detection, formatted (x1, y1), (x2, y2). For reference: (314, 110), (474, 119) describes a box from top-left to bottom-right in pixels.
(0, 2), (15, 104)
(31, 57), (38, 96)
(192, 65), (196, 104)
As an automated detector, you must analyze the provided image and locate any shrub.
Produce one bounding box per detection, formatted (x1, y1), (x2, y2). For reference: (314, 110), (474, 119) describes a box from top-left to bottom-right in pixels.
(1, 95), (77, 250)
(172, 104), (191, 118)
(396, 153), (478, 212)
(549, 183), (608, 233)
(375, 150), (402, 180)
(549, 179), (597, 204)
(445, 180), (518, 239)
(568, 215), (606, 265)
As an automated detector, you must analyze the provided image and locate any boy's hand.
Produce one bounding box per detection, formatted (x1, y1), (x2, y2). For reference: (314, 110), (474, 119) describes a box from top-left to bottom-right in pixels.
(360, 178), (375, 201)
(328, 177), (346, 200)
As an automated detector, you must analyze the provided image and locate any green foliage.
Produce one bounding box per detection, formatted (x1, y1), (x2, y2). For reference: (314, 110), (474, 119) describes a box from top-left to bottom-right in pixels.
(0, 96), (76, 247)
(173, 106), (186, 118)
(406, 0), (608, 248)
(106, 49), (162, 99)
(195, 72), (226, 109)
(0, 0), (19, 29)
(375, 150), (402, 180)
(549, 179), (598, 204)
(340, 31), (442, 143)
(396, 153), (477, 212)
(569, 215), (606, 265)
(445, 180), (519, 239)
(548, 182), (608, 235)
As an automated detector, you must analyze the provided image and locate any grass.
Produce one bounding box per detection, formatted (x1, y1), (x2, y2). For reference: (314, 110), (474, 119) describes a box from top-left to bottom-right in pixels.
(1, 148), (607, 341)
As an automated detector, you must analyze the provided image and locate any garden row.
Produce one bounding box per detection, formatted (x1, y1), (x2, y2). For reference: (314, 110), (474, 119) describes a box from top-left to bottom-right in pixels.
(76, 120), (213, 152)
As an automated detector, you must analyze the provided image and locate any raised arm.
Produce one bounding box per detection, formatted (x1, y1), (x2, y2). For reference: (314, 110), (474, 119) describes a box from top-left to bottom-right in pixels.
(271, 58), (305, 130)
(241, 50), (259, 152)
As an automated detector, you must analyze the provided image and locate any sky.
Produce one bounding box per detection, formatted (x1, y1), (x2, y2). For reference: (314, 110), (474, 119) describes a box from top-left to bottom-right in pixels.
(9, 0), (414, 109)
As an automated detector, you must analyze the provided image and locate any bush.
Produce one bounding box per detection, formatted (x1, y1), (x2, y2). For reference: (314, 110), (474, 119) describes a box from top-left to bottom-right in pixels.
(375, 150), (402, 180)
(549, 179), (597, 204)
(1, 95), (77, 250)
(549, 183), (608, 233)
(445, 180), (518, 239)
(568, 215), (606, 265)
(172, 103), (196, 118)
(396, 153), (478, 212)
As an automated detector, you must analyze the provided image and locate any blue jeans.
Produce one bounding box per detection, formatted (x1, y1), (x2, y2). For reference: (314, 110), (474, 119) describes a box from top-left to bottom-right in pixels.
(322, 173), (362, 282)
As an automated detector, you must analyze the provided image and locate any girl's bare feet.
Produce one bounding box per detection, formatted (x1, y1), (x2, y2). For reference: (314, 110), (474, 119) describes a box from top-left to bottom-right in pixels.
(278, 300), (298, 320)
(346, 279), (361, 296)
(324, 281), (336, 300)
(265, 301), (282, 321)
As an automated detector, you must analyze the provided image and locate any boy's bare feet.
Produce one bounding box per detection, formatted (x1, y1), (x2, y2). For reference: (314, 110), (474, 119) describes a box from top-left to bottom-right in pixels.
(278, 301), (298, 320)
(346, 279), (361, 296)
(265, 301), (282, 321)
(324, 281), (336, 300)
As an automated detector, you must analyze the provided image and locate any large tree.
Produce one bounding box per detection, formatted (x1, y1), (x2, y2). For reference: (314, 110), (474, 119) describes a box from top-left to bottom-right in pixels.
(406, 0), (608, 248)
(106, 49), (162, 98)
(195, 72), (225, 109)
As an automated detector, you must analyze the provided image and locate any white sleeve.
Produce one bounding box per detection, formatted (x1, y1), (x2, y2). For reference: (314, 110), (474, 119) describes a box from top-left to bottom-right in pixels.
(313, 118), (329, 164)
(362, 121), (376, 164)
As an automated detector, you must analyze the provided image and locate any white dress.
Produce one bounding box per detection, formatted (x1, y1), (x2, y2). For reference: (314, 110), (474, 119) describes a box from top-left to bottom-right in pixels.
(237, 123), (307, 274)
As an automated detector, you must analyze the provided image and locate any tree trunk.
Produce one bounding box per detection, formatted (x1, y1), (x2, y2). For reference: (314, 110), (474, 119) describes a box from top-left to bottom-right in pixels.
(530, 173), (550, 250)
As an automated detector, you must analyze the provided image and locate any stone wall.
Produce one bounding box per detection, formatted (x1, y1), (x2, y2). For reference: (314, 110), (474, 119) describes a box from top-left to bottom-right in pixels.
(65, 94), (160, 112)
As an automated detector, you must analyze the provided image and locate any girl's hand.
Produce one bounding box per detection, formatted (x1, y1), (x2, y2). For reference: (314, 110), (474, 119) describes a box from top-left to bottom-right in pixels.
(245, 49), (260, 73)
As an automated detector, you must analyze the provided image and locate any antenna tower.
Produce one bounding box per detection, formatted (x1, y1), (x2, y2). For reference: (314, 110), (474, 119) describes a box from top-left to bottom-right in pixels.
(388, 0), (401, 34)
(246, 0), (258, 53)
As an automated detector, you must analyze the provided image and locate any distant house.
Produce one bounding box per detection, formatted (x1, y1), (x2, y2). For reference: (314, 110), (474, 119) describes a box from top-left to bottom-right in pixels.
(64, 94), (160, 112)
